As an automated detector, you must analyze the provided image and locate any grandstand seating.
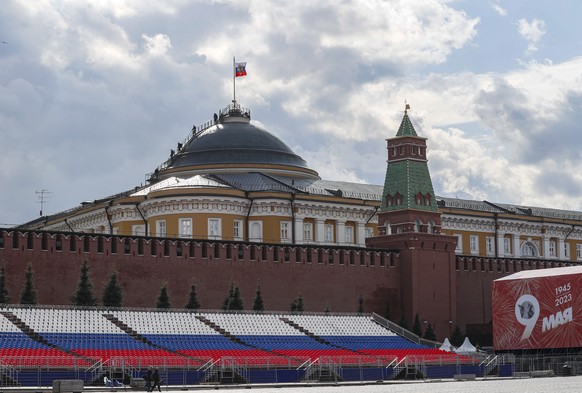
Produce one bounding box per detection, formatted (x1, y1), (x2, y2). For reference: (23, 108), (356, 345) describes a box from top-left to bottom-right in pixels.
(0, 307), (469, 369)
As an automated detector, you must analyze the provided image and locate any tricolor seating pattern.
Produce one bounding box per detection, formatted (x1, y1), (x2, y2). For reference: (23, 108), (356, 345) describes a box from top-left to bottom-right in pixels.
(0, 307), (468, 369)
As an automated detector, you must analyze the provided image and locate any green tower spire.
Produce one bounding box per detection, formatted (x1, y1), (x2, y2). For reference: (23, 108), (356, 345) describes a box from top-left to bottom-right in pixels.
(378, 105), (441, 234)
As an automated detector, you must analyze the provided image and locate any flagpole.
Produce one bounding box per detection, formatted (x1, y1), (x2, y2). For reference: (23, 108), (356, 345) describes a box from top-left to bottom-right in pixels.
(233, 56), (236, 105)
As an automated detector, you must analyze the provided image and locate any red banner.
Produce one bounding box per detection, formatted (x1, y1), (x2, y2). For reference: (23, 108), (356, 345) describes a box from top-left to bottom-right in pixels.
(492, 268), (582, 351)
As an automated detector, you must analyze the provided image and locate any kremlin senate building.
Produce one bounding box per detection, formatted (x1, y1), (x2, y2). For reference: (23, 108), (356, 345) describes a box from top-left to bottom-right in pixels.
(3, 101), (582, 346)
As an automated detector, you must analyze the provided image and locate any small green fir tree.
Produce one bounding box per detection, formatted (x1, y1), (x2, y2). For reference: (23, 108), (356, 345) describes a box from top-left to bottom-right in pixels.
(413, 314), (423, 337)
(450, 325), (464, 347)
(290, 293), (304, 313)
(423, 323), (437, 341)
(222, 283), (236, 310)
(357, 295), (364, 314)
(102, 272), (123, 307)
(222, 282), (243, 311)
(20, 263), (37, 305)
(0, 266), (9, 304)
(71, 260), (97, 307)
(185, 283), (201, 310)
(252, 284), (264, 311)
(230, 286), (244, 310)
(156, 283), (171, 309)
(296, 294), (304, 312)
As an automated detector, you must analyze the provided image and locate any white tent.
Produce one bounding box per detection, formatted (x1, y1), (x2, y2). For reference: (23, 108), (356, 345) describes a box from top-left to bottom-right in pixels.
(439, 338), (454, 352)
(454, 337), (477, 353)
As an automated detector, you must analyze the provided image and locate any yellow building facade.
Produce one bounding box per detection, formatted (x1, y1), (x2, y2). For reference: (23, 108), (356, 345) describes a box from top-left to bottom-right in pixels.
(22, 103), (582, 263)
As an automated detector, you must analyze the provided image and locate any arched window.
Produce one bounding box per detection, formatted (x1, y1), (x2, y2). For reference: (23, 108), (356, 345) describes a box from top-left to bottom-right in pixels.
(385, 222), (392, 235)
(425, 193), (432, 206)
(428, 221), (435, 233)
(385, 194), (393, 206)
(521, 241), (538, 257)
(395, 192), (402, 205)
(415, 192), (422, 205)
(414, 220), (421, 232)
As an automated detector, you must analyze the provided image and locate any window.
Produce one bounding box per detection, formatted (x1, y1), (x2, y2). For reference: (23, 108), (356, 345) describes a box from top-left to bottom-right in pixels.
(414, 220), (421, 232)
(365, 227), (374, 238)
(280, 221), (291, 242)
(324, 224), (334, 242)
(303, 223), (313, 242)
(179, 218), (192, 238)
(425, 193), (431, 206)
(156, 220), (166, 238)
(427, 221), (434, 234)
(503, 238), (511, 255)
(233, 220), (243, 241)
(394, 192), (402, 205)
(470, 235), (478, 254)
(454, 234), (462, 253)
(549, 240), (556, 257)
(577, 244), (582, 260)
(564, 243), (571, 258)
(208, 218), (221, 240)
(522, 241), (537, 257)
(345, 226), (354, 244)
(486, 236), (495, 255)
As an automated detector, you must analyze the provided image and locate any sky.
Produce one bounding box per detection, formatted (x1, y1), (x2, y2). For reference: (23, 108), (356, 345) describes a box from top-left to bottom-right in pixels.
(2, 0), (582, 226)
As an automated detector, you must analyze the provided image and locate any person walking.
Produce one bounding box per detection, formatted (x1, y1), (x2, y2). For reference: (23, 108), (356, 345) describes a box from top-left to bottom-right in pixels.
(150, 368), (161, 392)
(144, 367), (152, 392)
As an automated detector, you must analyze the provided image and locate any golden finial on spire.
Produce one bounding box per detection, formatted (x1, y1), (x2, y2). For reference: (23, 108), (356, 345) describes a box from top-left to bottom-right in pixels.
(405, 100), (410, 114)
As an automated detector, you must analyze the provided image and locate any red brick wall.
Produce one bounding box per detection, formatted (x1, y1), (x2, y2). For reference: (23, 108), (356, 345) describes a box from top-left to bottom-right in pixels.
(0, 230), (401, 315)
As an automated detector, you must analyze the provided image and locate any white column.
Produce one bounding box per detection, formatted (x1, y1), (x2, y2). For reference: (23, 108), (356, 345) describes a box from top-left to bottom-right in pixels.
(316, 219), (325, 245)
(336, 221), (345, 246)
(357, 222), (366, 247)
(512, 234), (521, 257)
(496, 232), (505, 257)
(542, 235), (550, 259)
(558, 238), (566, 260)
(294, 217), (304, 244)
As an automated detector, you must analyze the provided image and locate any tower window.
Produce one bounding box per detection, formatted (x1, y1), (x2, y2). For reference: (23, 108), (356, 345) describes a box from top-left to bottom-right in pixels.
(425, 193), (431, 206)
(394, 192), (402, 205)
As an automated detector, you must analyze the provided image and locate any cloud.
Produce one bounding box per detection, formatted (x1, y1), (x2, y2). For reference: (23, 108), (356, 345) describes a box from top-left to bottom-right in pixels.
(490, 2), (508, 16)
(517, 18), (546, 53)
(1, 0), (582, 226)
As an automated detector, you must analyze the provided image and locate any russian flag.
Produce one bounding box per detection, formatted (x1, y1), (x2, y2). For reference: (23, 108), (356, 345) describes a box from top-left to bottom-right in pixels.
(235, 62), (247, 77)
